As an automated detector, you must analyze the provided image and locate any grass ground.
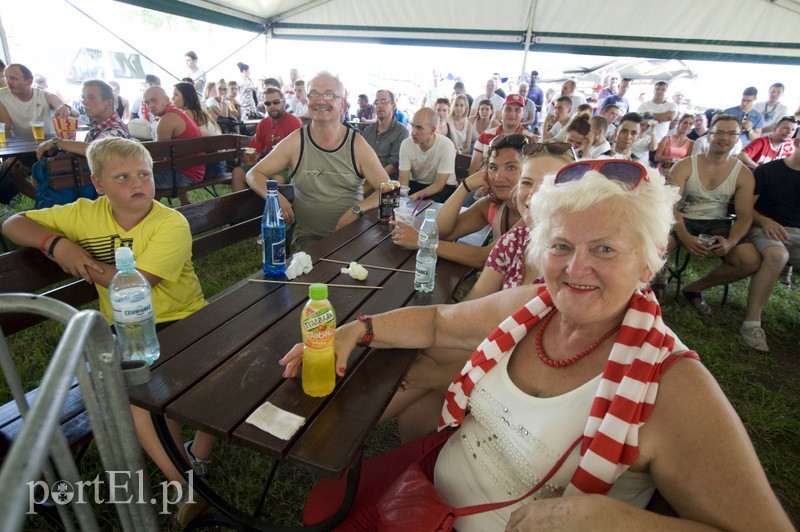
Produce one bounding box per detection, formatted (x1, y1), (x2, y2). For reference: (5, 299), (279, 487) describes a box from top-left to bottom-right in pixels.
(3, 189), (799, 529)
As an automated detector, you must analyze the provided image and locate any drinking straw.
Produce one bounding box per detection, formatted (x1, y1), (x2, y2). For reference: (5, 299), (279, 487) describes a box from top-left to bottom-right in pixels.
(411, 193), (426, 216)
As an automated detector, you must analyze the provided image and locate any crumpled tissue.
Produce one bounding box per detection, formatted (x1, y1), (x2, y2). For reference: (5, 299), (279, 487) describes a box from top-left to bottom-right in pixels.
(340, 261), (369, 281)
(285, 252), (313, 280)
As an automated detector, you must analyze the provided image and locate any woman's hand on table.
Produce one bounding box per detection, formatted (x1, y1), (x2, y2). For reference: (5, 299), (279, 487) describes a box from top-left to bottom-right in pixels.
(390, 221), (419, 249)
(279, 320), (363, 378)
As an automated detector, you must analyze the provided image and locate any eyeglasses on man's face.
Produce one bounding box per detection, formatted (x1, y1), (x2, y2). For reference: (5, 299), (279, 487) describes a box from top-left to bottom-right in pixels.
(709, 130), (739, 137)
(374, 98), (392, 106)
(264, 98), (284, 107)
(308, 91), (343, 101)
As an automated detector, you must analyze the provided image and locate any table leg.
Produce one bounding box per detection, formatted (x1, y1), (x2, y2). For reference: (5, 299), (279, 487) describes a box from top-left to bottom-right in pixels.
(150, 413), (254, 529)
(150, 413), (363, 531)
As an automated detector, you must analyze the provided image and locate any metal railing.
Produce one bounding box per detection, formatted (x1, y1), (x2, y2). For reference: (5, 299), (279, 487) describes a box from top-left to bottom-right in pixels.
(0, 293), (159, 531)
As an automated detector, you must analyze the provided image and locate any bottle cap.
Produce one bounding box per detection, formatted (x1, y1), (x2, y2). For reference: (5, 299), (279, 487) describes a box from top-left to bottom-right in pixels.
(308, 283), (328, 300)
(267, 180), (278, 191)
(425, 208), (437, 218)
(115, 246), (135, 270)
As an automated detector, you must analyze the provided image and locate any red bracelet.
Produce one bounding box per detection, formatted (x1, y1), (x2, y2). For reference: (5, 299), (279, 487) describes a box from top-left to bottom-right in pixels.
(39, 233), (58, 255)
(356, 315), (374, 347)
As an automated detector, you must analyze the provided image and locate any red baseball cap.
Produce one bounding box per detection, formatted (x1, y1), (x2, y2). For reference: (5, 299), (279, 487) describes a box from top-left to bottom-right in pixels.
(504, 94), (524, 107)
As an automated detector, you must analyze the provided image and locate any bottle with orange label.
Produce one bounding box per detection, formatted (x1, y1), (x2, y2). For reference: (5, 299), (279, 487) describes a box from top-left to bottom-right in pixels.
(300, 283), (336, 397)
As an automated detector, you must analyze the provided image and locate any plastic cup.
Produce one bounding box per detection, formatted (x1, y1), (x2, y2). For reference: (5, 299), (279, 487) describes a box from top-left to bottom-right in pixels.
(244, 147), (257, 165)
(0, 123), (5, 143)
(393, 206), (414, 226)
(30, 121), (45, 140)
(697, 234), (716, 248)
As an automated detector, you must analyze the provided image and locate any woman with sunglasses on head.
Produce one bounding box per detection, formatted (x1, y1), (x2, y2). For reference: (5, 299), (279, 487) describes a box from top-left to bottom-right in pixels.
(289, 159), (792, 532)
(382, 142), (575, 443)
(392, 133), (527, 269)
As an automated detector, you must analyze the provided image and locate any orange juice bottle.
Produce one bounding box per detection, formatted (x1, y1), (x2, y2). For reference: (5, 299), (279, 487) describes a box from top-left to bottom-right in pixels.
(300, 283), (336, 397)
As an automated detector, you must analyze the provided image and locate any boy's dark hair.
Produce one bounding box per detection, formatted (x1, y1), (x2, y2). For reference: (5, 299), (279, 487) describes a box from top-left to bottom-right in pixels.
(185, 51), (198, 61)
(619, 112), (643, 125)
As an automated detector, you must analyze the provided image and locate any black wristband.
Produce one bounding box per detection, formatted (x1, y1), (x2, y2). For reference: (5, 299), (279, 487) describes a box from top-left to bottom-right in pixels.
(462, 180), (471, 193)
(47, 236), (63, 257)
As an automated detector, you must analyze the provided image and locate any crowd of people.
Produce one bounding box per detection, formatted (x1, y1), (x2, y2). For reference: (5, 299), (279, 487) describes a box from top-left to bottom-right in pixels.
(0, 53), (797, 529)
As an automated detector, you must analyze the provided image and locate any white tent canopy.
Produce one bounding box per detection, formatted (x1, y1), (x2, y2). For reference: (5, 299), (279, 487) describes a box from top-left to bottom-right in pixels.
(118, 0), (800, 65)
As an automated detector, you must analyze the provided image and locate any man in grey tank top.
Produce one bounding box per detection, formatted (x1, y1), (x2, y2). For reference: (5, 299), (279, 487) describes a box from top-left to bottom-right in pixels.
(651, 115), (759, 317)
(246, 72), (390, 249)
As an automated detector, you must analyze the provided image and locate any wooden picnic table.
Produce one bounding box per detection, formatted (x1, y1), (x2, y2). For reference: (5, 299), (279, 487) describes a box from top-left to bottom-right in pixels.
(127, 202), (476, 529)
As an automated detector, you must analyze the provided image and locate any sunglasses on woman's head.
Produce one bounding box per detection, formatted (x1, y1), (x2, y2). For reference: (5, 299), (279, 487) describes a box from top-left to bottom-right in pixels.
(555, 159), (649, 190)
(489, 133), (532, 150)
(522, 141), (576, 161)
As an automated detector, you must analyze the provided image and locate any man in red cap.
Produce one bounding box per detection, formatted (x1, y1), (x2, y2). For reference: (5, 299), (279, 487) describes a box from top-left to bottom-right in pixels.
(468, 94), (534, 174)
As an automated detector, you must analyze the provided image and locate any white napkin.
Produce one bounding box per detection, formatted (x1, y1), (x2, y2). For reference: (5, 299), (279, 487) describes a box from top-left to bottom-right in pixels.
(340, 261), (368, 281)
(245, 401), (306, 440)
(285, 252), (313, 280)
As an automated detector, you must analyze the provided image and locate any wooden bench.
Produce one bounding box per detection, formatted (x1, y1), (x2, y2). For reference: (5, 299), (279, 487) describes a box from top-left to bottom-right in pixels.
(0, 189), (266, 460)
(45, 134), (248, 207)
(147, 134), (248, 206)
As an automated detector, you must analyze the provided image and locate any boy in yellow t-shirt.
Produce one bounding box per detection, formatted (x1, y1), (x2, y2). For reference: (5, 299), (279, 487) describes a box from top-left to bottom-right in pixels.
(2, 137), (212, 520)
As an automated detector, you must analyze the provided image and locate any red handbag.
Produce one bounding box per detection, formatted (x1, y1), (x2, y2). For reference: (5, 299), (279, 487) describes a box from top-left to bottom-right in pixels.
(376, 434), (582, 532)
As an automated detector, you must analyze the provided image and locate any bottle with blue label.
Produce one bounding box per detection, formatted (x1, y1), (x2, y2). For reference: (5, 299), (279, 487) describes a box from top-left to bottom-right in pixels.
(262, 179), (286, 277)
(109, 247), (160, 365)
(414, 209), (439, 292)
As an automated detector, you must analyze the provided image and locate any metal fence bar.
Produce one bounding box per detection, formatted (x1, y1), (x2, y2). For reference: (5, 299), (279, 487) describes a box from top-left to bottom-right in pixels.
(0, 294), (159, 531)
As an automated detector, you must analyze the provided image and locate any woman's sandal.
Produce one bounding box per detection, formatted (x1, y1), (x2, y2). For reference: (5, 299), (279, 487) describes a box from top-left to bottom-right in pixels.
(681, 289), (712, 316)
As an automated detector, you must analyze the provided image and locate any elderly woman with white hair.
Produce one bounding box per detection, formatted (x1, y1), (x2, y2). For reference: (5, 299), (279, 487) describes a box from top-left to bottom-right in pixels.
(284, 161), (792, 531)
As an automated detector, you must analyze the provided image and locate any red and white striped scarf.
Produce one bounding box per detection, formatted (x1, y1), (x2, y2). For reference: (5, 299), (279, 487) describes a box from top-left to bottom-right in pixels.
(439, 285), (695, 495)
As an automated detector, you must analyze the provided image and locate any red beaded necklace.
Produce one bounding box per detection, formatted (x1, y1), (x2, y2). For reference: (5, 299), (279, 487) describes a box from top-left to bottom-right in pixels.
(535, 309), (621, 368)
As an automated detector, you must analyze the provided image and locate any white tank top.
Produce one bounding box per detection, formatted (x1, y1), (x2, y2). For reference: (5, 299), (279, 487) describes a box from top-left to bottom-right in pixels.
(679, 155), (741, 221)
(450, 119), (468, 151)
(0, 88), (54, 138)
(434, 351), (655, 531)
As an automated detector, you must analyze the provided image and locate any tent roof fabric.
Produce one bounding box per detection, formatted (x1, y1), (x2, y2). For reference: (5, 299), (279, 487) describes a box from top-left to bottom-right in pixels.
(118, 0), (800, 65)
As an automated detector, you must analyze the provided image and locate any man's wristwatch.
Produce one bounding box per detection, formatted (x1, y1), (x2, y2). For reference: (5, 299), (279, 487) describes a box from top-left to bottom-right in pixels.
(51, 138), (61, 149)
(351, 204), (363, 217)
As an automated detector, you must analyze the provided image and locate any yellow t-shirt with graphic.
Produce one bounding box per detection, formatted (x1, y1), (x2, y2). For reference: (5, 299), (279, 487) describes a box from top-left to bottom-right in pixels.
(26, 196), (206, 323)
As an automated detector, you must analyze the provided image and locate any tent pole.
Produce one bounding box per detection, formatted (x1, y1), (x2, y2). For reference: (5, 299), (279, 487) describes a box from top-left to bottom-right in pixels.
(519, 0), (537, 85)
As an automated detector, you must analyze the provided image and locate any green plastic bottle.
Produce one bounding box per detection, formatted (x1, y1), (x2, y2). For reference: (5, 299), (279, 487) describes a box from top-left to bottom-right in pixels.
(300, 283), (336, 397)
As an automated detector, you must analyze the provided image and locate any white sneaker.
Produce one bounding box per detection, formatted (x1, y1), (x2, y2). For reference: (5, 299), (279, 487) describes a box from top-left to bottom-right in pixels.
(740, 326), (769, 352)
(184, 440), (211, 478)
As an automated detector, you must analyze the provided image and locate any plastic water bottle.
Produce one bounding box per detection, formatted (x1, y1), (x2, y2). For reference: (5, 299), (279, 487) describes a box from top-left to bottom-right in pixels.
(262, 180), (286, 277)
(109, 247), (160, 365)
(414, 209), (439, 293)
(300, 283), (336, 397)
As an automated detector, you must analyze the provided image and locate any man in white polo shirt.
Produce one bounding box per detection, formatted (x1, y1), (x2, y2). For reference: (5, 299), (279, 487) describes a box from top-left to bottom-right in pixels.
(399, 107), (457, 202)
